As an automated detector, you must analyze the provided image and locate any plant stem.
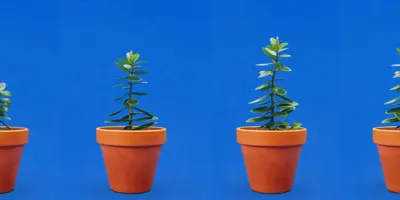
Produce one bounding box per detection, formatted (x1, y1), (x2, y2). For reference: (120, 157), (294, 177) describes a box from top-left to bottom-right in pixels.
(128, 70), (134, 127)
(270, 56), (278, 129)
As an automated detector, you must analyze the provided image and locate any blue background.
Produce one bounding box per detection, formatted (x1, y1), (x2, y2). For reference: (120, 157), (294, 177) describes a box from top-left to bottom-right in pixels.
(1, 0), (400, 199)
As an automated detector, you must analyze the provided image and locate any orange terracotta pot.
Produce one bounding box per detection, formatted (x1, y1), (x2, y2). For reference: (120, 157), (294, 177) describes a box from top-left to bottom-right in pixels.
(237, 126), (307, 194)
(0, 127), (29, 194)
(96, 126), (166, 194)
(373, 127), (400, 193)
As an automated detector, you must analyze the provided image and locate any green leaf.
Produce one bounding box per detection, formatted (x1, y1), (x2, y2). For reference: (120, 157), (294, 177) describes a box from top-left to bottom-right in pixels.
(255, 83), (271, 91)
(270, 37), (276, 46)
(124, 99), (139, 107)
(274, 86), (287, 95)
(134, 116), (158, 122)
(108, 108), (127, 116)
(256, 63), (273, 67)
(134, 71), (148, 75)
(279, 43), (288, 49)
(395, 113), (400, 120)
(279, 54), (291, 58)
(386, 107), (400, 114)
(131, 53), (140, 63)
(394, 72), (400, 78)
(0, 106), (8, 113)
(277, 102), (295, 108)
(273, 111), (288, 117)
(290, 121), (302, 129)
(115, 62), (129, 72)
(249, 94), (270, 104)
(0, 98), (11, 107)
(128, 76), (141, 81)
(250, 106), (271, 113)
(262, 48), (276, 59)
(276, 94), (294, 102)
(382, 117), (399, 123)
(280, 107), (294, 113)
(385, 97), (400, 105)
(390, 85), (400, 91)
(112, 83), (128, 88)
(114, 94), (128, 101)
(255, 79), (284, 91)
(132, 92), (148, 96)
(246, 116), (271, 123)
(123, 64), (132, 70)
(106, 115), (130, 123)
(118, 58), (131, 65)
(118, 76), (142, 81)
(397, 48), (400, 55)
(278, 48), (288, 53)
(133, 122), (157, 130)
(276, 65), (291, 72)
(134, 107), (154, 117)
(258, 70), (273, 78)
(105, 118), (129, 124)
(0, 115), (11, 120)
(0, 83), (5, 91)
(0, 91), (11, 97)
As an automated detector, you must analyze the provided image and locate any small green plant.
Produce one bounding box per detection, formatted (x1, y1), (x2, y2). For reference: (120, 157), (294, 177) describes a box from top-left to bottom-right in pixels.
(246, 37), (302, 130)
(105, 50), (158, 130)
(0, 82), (12, 130)
(382, 48), (400, 127)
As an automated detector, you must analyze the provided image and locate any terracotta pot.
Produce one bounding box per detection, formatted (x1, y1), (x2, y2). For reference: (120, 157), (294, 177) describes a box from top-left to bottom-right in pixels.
(373, 127), (400, 193)
(96, 126), (166, 194)
(237, 126), (307, 194)
(0, 127), (29, 194)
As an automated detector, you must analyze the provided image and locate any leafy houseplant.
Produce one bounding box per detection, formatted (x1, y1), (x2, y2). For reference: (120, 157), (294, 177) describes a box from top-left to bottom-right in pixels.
(382, 48), (400, 126)
(105, 50), (158, 130)
(96, 51), (166, 194)
(236, 37), (307, 194)
(0, 83), (12, 130)
(373, 48), (400, 193)
(246, 37), (302, 130)
(0, 82), (29, 194)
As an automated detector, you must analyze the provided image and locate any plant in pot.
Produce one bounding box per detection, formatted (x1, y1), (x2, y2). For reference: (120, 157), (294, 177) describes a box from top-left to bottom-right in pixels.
(374, 48), (400, 193)
(237, 37), (306, 194)
(96, 50), (166, 194)
(0, 82), (29, 194)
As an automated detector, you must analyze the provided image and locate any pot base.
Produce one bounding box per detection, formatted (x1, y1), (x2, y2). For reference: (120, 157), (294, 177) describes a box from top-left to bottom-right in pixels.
(252, 189), (291, 194)
(0, 189), (13, 194)
(111, 189), (151, 194)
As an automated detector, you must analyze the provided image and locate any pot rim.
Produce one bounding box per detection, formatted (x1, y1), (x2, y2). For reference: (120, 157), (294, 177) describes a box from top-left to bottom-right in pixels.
(237, 126), (306, 133)
(96, 126), (166, 132)
(0, 127), (29, 132)
(373, 126), (400, 132)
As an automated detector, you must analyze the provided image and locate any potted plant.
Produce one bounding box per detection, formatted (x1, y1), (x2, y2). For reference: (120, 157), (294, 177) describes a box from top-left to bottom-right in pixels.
(0, 82), (29, 194)
(96, 50), (166, 194)
(237, 37), (306, 194)
(373, 47), (400, 193)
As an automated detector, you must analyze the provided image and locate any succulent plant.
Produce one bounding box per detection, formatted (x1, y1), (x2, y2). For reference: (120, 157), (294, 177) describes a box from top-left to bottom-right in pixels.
(382, 48), (400, 127)
(105, 50), (158, 130)
(0, 83), (12, 130)
(246, 37), (302, 130)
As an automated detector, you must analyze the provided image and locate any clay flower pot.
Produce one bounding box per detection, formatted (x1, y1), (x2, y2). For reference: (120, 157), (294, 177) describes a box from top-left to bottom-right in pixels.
(96, 126), (166, 194)
(0, 127), (28, 194)
(373, 127), (400, 193)
(237, 126), (307, 194)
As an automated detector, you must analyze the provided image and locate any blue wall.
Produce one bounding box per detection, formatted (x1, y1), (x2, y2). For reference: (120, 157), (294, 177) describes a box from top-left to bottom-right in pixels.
(1, 0), (400, 199)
